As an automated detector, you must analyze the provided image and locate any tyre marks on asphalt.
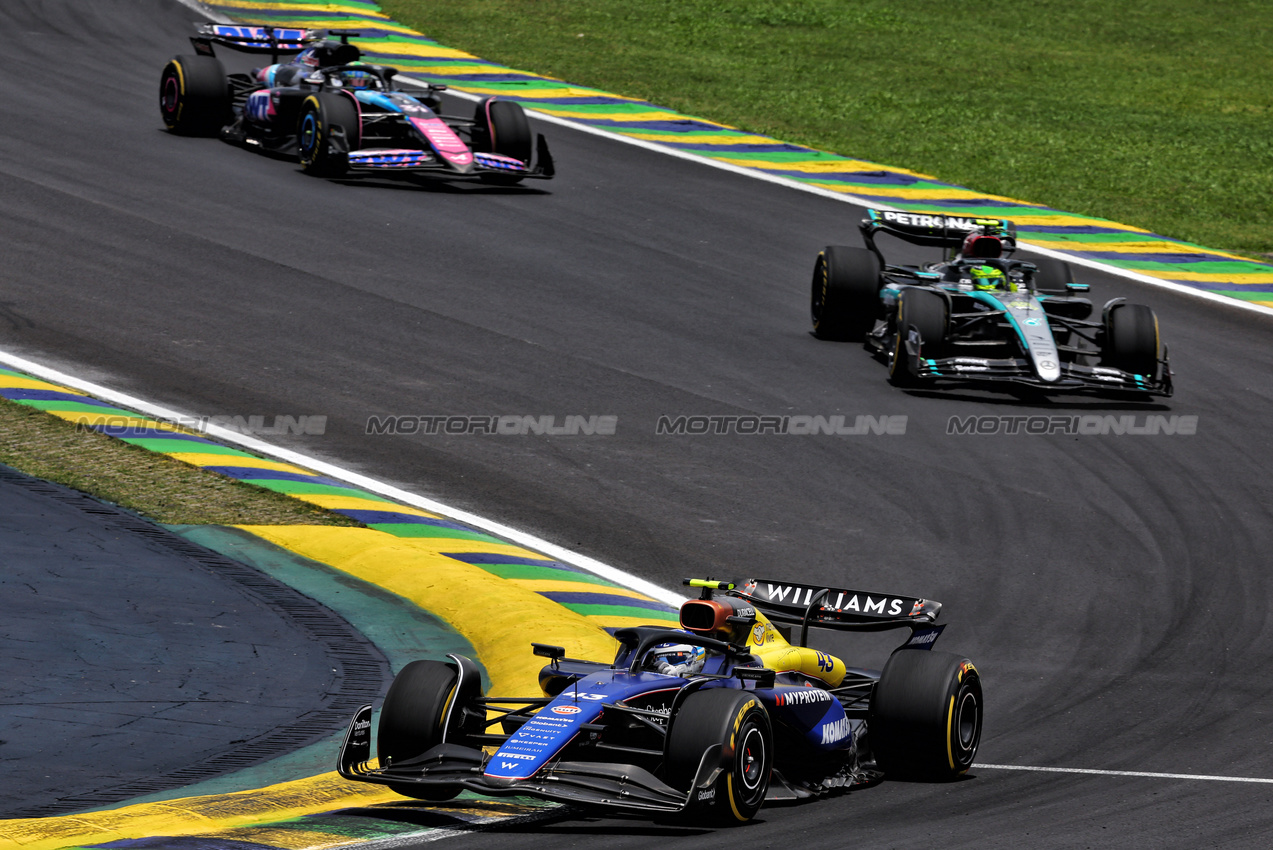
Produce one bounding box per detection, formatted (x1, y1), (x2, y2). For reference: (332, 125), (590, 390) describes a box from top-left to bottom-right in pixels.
(0, 363), (663, 848)
(200, 0), (1273, 308)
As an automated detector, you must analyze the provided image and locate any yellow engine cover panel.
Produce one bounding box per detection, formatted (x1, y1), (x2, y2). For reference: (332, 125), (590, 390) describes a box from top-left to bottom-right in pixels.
(743, 614), (846, 687)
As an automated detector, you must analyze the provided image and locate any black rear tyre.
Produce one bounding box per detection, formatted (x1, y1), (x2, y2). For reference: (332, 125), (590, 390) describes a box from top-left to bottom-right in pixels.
(666, 688), (772, 825)
(811, 246), (881, 341)
(888, 288), (947, 386)
(378, 659), (483, 801)
(159, 55), (230, 136)
(1103, 303), (1161, 377)
(298, 92), (361, 177)
(869, 650), (982, 780)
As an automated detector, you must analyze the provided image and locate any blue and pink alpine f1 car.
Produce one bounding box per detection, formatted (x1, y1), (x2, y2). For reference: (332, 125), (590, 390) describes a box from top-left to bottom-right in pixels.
(336, 578), (983, 825)
(160, 24), (553, 184)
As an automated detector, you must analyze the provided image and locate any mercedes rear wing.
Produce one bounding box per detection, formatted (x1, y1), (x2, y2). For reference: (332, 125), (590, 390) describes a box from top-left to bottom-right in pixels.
(860, 208), (1017, 264)
(729, 577), (941, 646)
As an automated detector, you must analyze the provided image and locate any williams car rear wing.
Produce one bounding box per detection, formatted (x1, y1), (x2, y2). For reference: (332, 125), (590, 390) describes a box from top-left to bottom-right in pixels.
(860, 208), (1017, 265)
(729, 577), (941, 645)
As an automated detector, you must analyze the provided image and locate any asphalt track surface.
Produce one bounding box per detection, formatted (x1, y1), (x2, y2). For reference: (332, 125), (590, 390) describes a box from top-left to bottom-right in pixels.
(2, 0), (1273, 845)
(0, 465), (390, 818)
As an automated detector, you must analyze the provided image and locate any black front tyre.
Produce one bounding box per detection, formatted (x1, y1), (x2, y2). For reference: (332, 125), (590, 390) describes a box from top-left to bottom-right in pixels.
(378, 659), (483, 801)
(811, 245), (881, 341)
(159, 55), (230, 136)
(474, 98), (532, 184)
(1103, 303), (1161, 377)
(888, 288), (947, 387)
(869, 650), (982, 780)
(1031, 256), (1074, 294)
(298, 92), (362, 177)
(666, 688), (772, 825)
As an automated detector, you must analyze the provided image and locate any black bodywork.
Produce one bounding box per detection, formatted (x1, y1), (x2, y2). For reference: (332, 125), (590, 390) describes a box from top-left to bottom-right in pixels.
(811, 209), (1173, 396)
(161, 24), (553, 182)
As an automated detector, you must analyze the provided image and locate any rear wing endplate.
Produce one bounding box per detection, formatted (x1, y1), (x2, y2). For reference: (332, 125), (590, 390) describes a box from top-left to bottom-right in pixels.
(730, 577), (941, 643)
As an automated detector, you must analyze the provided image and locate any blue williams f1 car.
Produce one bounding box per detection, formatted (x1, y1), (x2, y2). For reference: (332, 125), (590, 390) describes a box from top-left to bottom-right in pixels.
(811, 210), (1172, 396)
(160, 25), (552, 184)
(336, 578), (983, 824)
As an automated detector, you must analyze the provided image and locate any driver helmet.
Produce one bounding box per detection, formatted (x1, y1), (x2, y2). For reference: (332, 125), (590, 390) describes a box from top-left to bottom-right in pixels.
(337, 63), (378, 89)
(647, 642), (706, 676)
(970, 264), (1010, 291)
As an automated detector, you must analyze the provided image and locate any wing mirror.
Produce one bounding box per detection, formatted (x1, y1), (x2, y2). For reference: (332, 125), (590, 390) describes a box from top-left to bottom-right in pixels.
(533, 643), (565, 661)
(734, 666), (776, 688)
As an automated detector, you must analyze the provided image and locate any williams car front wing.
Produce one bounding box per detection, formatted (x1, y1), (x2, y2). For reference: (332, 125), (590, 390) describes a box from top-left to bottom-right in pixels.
(337, 705), (712, 813)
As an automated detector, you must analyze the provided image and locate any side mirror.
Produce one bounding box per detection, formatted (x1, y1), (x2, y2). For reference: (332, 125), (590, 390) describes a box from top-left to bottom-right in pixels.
(734, 666), (776, 688)
(1066, 283), (1090, 294)
(532, 643), (565, 661)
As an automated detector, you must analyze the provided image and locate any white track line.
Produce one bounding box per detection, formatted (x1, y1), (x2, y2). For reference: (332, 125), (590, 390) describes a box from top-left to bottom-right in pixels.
(174, 0), (1273, 318)
(10, 351), (1272, 791)
(0, 349), (684, 608)
(977, 763), (1273, 784)
(65, 0), (1273, 795)
(175, 0), (232, 23)
(505, 103), (1273, 319)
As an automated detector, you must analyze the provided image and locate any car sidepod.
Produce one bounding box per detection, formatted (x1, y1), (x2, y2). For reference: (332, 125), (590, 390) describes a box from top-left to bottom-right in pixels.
(762, 685), (856, 752)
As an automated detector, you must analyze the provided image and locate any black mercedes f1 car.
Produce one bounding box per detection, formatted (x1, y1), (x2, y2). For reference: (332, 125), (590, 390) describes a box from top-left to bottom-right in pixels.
(336, 578), (983, 825)
(811, 209), (1172, 396)
(160, 24), (553, 183)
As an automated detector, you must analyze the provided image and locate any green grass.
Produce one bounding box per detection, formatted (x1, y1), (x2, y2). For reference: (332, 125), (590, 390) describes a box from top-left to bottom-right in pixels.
(380, 0), (1273, 257)
(0, 397), (361, 526)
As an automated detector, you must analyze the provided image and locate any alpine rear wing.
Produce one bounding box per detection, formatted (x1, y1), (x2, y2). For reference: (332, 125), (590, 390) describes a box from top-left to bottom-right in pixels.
(860, 208), (1017, 259)
(188, 24), (360, 62)
(730, 577), (941, 644)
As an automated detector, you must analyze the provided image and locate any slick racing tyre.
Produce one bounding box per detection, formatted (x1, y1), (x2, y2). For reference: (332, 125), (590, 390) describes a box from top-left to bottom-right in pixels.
(868, 650), (982, 780)
(298, 92), (361, 177)
(1030, 256), (1075, 294)
(1102, 303), (1161, 377)
(378, 658), (484, 801)
(888, 288), (947, 387)
(666, 688), (772, 825)
(160, 55), (230, 136)
(474, 97), (532, 184)
(811, 245), (881, 341)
